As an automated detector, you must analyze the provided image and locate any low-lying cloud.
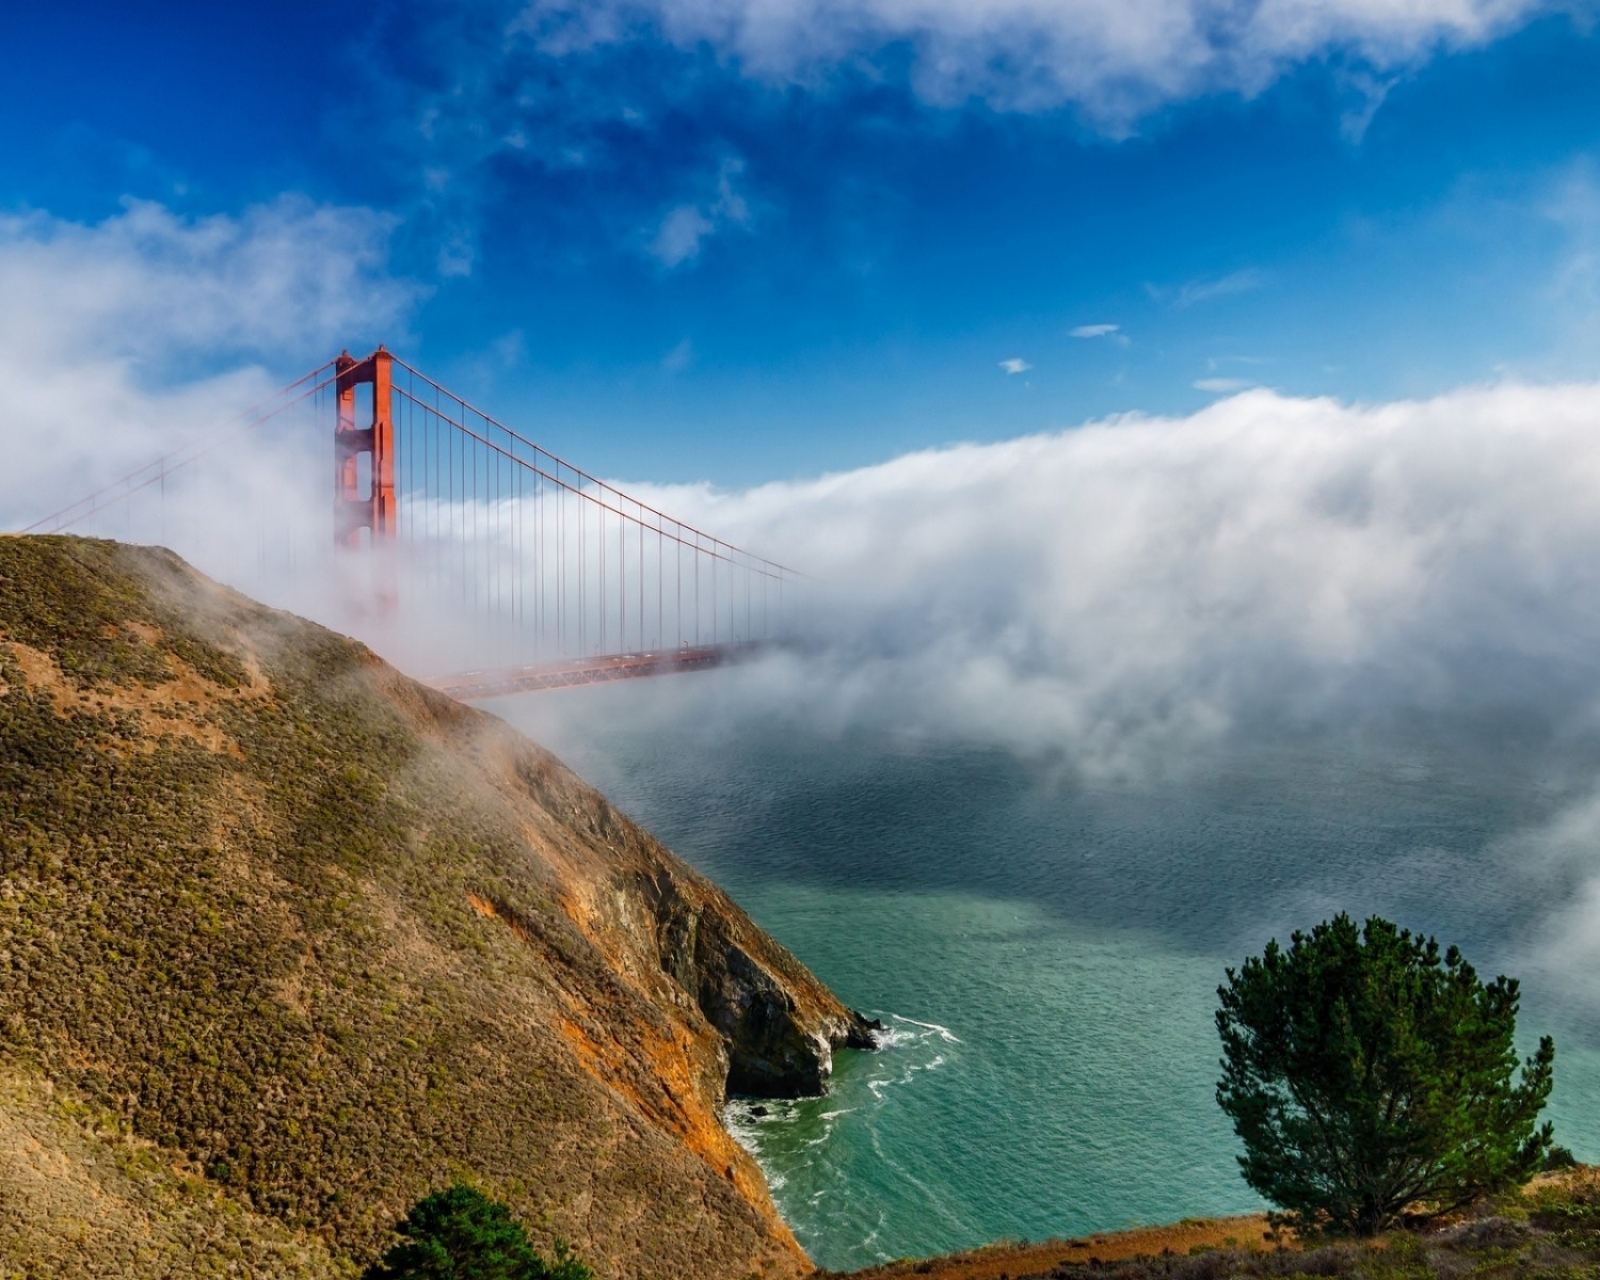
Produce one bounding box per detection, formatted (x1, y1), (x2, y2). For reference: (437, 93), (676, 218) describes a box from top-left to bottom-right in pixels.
(599, 380), (1600, 772)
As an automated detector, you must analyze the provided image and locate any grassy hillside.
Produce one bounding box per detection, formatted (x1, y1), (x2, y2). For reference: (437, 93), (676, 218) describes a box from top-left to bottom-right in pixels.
(0, 535), (871, 1279)
(0, 1060), (351, 1277)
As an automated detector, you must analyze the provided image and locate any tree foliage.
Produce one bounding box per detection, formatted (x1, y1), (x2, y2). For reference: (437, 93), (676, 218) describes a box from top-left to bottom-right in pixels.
(1216, 914), (1554, 1236)
(363, 1184), (593, 1280)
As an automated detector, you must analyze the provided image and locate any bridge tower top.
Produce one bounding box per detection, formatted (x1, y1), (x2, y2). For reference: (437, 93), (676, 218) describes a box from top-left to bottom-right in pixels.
(334, 347), (395, 549)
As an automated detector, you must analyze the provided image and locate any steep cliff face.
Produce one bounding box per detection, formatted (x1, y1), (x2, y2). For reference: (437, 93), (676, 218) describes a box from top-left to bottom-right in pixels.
(639, 867), (879, 1097)
(0, 536), (877, 1280)
(489, 744), (880, 1100)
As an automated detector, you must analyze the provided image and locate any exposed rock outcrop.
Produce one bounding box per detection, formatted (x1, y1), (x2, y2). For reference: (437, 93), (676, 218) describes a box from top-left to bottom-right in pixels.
(0, 535), (878, 1280)
(641, 867), (881, 1097)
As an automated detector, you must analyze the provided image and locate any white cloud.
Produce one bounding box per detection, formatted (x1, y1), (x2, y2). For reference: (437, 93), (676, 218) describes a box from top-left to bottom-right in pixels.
(596, 380), (1600, 781)
(517, 0), (1561, 124)
(646, 158), (752, 267)
(1070, 324), (1120, 338)
(999, 357), (1032, 374)
(0, 197), (416, 617)
(1194, 376), (1253, 392)
(0, 197), (410, 370)
(649, 205), (715, 267)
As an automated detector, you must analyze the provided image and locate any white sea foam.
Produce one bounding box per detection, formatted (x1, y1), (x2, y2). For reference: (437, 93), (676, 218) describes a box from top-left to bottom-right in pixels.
(721, 1009), (963, 1263)
(889, 1014), (963, 1044)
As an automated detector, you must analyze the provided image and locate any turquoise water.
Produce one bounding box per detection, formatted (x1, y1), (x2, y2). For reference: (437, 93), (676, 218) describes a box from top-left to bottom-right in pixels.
(500, 691), (1600, 1271)
(721, 891), (1243, 1264)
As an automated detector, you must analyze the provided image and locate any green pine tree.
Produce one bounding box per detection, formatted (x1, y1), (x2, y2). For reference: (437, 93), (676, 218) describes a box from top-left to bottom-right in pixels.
(1216, 913), (1554, 1236)
(364, 1183), (593, 1280)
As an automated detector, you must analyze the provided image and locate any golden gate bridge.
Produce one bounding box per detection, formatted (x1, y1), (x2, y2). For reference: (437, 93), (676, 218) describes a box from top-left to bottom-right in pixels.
(17, 347), (801, 700)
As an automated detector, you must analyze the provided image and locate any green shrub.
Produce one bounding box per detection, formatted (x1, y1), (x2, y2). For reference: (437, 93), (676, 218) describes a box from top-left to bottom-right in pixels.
(364, 1184), (593, 1280)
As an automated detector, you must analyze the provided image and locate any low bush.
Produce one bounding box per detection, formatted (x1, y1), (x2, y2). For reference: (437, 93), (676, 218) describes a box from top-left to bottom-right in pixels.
(364, 1184), (593, 1280)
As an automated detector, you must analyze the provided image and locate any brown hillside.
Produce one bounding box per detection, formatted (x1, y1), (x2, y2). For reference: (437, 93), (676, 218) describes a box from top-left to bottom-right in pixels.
(831, 1170), (1600, 1280)
(0, 535), (877, 1279)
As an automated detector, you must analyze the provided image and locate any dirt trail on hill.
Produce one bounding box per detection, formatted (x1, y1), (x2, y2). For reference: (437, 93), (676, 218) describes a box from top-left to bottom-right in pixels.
(832, 1216), (1278, 1280)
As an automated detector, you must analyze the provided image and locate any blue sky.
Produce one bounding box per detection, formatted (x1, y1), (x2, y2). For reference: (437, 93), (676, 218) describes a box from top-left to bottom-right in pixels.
(5, 0), (1600, 486)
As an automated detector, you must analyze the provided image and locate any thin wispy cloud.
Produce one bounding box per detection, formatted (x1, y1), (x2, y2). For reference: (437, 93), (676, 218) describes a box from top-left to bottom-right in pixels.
(1149, 268), (1268, 309)
(1337, 68), (1401, 144)
(1545, 160), (1600, 345)
(1070, 324), (1120, 338)
(353, 0), (1580, 303)
(647, 158), (751, 268)
(662, 336), (695, 373)
(649, 206), (715, 267)
(1000, 357), (1032, 375)
(1194, 377), (1254, 393)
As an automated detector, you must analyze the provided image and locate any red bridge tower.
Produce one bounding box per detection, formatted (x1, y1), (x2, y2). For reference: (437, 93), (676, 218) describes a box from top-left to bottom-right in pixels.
(334, 347), (396, 548)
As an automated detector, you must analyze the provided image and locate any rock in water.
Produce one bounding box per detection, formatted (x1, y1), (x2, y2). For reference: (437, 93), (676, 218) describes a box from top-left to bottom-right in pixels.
(0, 535), (879, 1280)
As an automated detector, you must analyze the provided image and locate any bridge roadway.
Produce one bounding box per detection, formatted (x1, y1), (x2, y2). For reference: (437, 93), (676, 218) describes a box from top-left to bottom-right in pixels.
(423, 641), (769, 701)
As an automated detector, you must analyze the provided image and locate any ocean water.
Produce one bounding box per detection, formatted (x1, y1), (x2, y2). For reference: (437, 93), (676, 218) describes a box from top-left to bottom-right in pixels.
(499, 690), (1600, 1272)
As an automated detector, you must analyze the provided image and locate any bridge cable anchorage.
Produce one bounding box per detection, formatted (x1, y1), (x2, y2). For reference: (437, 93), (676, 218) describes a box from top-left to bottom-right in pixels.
(18, 347), (805, 696)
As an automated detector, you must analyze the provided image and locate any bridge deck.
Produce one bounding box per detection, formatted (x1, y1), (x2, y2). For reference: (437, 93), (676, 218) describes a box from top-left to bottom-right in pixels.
(423, 641), (768, 701)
